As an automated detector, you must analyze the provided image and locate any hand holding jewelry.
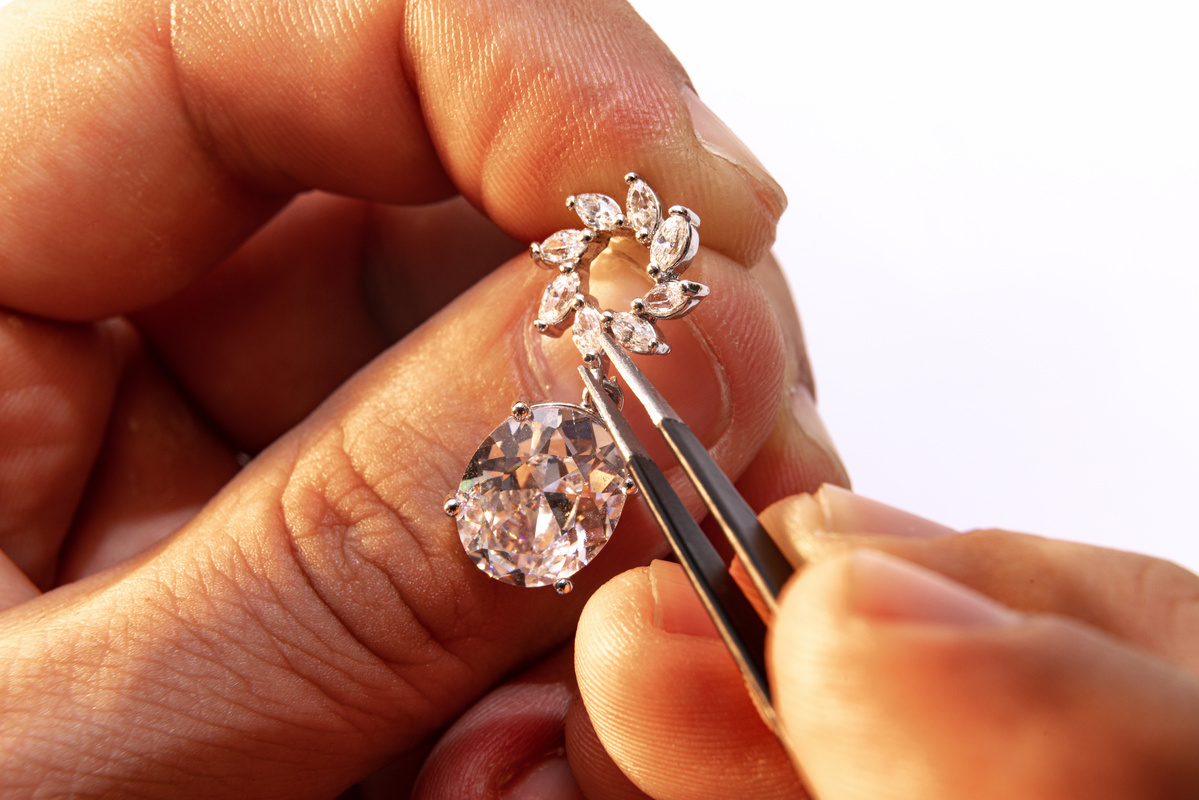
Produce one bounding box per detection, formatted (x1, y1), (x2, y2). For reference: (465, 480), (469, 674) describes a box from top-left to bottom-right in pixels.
(446, 174), (707, 594)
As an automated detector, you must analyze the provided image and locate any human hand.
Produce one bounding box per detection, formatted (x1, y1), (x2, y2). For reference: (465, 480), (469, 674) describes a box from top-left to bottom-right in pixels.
(0, 0), (849, 795)
(576, 484), (1199, 799)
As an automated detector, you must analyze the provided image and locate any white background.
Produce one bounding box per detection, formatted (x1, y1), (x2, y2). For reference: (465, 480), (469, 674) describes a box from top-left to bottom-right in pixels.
(4, 0), (1196, 569)
(629, 0), (1199, 569)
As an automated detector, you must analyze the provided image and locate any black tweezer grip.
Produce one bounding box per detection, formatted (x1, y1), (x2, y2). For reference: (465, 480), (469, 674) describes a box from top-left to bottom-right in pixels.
(627, 452), (772, 707)
(659, 418), (795, 605)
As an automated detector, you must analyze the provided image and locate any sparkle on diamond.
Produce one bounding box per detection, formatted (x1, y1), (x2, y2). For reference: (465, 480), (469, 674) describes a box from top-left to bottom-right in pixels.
(455, 404), (627, 588)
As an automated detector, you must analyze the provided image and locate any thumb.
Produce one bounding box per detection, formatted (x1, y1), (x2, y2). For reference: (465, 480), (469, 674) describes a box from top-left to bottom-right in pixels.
(772, 548), (1199, 800)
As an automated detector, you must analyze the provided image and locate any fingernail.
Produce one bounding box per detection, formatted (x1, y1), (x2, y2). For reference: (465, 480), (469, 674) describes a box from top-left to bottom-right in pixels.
(650, 559), (719, 637)
(805, 484), (957, 539)
(501, 757), (585, 800)
(684, 88), (787, 216)
(789, 385), (850, 487)
(847, 550), (1019, 627)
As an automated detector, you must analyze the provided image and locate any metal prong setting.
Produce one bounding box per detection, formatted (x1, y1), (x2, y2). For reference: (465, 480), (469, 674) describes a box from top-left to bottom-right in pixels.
(511, 400), (532, 420)
(668, 205), (701, 227)
(554, 578), (574, 595)
(622, 476), (638, 495)
(444, 497), (462, 517)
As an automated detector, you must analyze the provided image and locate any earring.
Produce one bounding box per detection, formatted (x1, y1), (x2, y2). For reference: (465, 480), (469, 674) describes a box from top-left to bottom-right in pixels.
(445, 173), (708, 594)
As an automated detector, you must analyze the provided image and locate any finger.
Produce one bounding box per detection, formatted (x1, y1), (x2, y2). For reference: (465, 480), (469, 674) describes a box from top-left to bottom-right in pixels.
(734, 255), (848, 514)
(133, 193), (523, 450)
(57, 340), (241, 584)
(575, 560), (802, 800)
(774, 550), (1199, 800)
(565, 693), (654, 800)
(1, 0), (783, 321)
(762, 486), (1199, 672)
(411, 644), (584, 800)
(0, 552), (39, 611)
(0, 247), (786, 794)
(0, 313), (123, 585)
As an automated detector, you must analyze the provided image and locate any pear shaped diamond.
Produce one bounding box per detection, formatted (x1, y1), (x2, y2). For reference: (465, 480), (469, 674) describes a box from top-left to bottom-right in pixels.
(626, 178), (661, 240)
(538, 272), (581, 325)
(454, 404), (628, 588)
(569, 193), (623, 230)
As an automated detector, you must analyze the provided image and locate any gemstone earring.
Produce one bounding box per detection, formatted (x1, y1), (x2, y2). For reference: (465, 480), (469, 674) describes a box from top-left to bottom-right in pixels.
(444, 173), (708, 594)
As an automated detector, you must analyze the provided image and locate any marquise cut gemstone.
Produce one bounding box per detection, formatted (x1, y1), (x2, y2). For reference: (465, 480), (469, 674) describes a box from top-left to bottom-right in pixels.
(454, 405), (627, 588)
(539, 230), (588, 265)
(571, 193), (622, 230)
(572, 304), (606, 357)
(643, 282), (691, 318)
(626, 179), (661, 237)
(610, 312), (659, 354)
(649, 215), (692, 274)
(538, 271), (580, 325)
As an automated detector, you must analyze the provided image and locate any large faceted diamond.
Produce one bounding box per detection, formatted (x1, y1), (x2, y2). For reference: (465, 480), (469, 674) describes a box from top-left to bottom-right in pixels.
(455, 404), (628, 588)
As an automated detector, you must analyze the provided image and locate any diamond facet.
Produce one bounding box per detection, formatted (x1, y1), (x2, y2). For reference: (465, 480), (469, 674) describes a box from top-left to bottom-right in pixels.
(649, 215), (693, 275)
(570, 193), (623, 230)
(538, 271), (581, 325)
(454, 404), (628, 588)
(572, 304), (606, 357)
(626, 179), (661, 239)
(538, 230), (588, 265)
(610, 312), (660, 354)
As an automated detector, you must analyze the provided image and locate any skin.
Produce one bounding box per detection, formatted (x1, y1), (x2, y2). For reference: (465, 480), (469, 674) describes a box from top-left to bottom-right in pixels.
(6, 0), (1193, 797)
(0, 0), (841, 795)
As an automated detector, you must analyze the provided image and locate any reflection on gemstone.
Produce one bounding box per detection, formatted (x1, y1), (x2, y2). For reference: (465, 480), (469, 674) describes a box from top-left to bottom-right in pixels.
(539, 230), (588, 265)
(455, 404), (627, 588)
(650, 215), (692, 274)
(538, 271), (581, 325)
(572, 304), (606, 358)
(570, 193), (623, 230)
(610, 312), (659, 354)
(626, 178), (661, 238)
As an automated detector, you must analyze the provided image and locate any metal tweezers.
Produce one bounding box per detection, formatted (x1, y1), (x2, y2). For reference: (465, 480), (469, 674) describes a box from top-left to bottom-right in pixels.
(578, 333), (796, 745)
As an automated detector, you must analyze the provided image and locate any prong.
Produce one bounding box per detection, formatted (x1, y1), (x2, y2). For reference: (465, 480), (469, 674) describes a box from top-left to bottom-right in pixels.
(566, 195), (578, 209)
(554, 578), (574, 595)
(571, 293), (587, 310)
(681, 280), (708, 297)
(601, 310), (615, 324)
(581, 229), (597, 243)
(623, 476), (638, 495)
(647, 264), (661, 278)
(511, 400), (532, 420)
(613, 214), (626, 228)
(560, 261), (577, 274)
(668, 205), (701, 227)
(533, 319), (549, 333)
(443, 497), (462, 517)
(530, 242), (543, 261)
(654, 341), (672, 356)
(635, 228), (651, 244)
(624, 171), (641, 184)
(631, 297), (647, 314)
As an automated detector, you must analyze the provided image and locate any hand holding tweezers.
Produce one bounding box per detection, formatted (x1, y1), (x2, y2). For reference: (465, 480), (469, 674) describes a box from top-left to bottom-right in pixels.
(578, 333), (798, 743)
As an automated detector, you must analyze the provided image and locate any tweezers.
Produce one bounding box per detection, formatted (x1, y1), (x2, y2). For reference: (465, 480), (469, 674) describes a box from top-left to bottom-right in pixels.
(577, 333), (797, 743)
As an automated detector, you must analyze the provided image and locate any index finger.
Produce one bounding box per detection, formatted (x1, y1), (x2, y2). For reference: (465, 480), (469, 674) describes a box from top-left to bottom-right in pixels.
(0, 0), (785, 320)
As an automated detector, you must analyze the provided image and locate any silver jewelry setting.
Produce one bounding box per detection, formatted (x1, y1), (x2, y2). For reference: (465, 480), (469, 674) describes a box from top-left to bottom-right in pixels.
(448, 174), (706, 593)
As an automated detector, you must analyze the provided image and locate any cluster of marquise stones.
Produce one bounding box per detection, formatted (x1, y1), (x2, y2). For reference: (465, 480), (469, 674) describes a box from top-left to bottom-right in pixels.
(448, 175), (706, 594)
(530, 172), (708, 357)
